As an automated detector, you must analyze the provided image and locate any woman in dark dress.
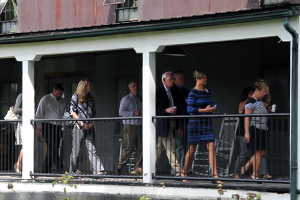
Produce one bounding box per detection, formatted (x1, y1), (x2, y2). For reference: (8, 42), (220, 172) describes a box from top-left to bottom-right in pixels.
(182, 70), (222, 184)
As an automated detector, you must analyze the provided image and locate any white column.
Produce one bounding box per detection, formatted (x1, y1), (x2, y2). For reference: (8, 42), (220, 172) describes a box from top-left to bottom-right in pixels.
(16, 55), (41, 180)
(134, 46), (164, 183)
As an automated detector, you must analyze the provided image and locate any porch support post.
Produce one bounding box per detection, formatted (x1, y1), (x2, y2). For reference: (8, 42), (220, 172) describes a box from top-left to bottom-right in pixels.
(283, 17), (298, 200)
(134, 46), (164, 183)
(15, 55), (42, 180)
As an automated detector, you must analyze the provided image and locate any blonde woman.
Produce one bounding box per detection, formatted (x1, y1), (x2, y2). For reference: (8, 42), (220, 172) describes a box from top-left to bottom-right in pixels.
(242, 79), (270, 181)
(69, 78), (105, 175)
(182, 70), (222, 184)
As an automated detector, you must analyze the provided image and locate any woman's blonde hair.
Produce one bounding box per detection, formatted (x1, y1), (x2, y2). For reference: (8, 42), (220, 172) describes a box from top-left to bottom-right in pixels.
(254, 79), (269, 91)
(75, 78), (94, 103)
(193, 70), (206, 80)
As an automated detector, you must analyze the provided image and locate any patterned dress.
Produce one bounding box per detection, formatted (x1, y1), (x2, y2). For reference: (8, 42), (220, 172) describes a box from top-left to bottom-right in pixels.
(187, 88), (214, 144)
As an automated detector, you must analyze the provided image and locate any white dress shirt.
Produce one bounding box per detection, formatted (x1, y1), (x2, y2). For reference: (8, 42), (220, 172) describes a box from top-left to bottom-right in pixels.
(35, 93), (66, 129)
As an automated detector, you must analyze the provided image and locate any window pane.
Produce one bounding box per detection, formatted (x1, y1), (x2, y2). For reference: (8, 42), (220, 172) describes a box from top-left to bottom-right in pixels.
(10, 83), (17, 101)
(1, 84), (9, 103)
(0, 82), (18, 119)
(116, 0), (138, 22)
(1, 0), (17, 21)
(0, 0), (8, 14)
(123, 9), (129, 21)
(117, 10), (123, 21)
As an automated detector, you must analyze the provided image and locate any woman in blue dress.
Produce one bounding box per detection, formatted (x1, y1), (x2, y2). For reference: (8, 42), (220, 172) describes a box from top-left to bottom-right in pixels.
(182, 70), (222, 184)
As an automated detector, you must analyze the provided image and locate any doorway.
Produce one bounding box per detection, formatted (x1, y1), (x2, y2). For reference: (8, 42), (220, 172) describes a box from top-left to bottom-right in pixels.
(40, 72), (91, 173)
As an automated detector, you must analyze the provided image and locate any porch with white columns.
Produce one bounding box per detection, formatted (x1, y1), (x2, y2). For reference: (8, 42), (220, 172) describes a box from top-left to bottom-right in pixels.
(15, 55), (41, 180)
(0, 17), (296, 189)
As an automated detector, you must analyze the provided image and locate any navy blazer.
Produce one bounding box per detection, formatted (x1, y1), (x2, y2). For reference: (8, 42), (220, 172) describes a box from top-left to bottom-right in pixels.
(170, 85), (189, 116)
(156, 86), (179, 137)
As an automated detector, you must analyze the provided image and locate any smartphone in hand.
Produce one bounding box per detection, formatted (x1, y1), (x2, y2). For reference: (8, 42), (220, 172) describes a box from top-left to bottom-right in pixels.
(212, 104), (217, 108)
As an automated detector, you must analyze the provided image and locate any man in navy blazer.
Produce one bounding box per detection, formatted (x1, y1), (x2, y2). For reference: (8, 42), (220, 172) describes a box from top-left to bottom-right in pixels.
(171, 71), (189, 169)
(156, 71), (182, 176)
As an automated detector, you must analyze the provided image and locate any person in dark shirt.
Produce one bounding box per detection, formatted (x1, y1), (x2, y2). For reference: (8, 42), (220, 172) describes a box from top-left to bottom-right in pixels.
(171, 71), (189, 169)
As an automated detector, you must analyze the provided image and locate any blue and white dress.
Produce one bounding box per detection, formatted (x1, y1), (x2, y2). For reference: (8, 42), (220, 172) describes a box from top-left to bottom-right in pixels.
(187, 88), (214, 144)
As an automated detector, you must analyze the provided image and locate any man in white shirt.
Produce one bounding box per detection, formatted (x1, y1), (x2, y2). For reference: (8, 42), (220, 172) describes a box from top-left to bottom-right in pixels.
(35, 84), (66, 174)
(115, 81), (142, 175)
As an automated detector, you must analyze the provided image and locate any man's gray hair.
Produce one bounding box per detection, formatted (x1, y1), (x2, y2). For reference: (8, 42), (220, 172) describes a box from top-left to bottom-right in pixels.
(128, 81), (137, 88)
(161, 71), (173, 83)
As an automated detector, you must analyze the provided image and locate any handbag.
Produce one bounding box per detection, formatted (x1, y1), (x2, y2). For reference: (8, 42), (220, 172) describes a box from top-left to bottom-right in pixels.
(4, 106), (19, 124)
(62, 104), (76, 128)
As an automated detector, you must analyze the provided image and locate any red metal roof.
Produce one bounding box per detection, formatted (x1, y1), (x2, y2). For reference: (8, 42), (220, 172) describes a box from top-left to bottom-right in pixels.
(17, 0), (264, 33)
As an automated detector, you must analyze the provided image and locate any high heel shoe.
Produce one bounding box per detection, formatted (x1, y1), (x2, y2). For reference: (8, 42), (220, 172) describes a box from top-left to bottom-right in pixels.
(181, 171), (190, 183)
(211, 174), (224, 185)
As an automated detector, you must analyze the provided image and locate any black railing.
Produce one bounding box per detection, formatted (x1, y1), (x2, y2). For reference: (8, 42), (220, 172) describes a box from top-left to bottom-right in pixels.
(0, 119), (22, 176)
(30, 117), (143, 179)
(153, 113), (290, 184)
(0, 113), (290, 184)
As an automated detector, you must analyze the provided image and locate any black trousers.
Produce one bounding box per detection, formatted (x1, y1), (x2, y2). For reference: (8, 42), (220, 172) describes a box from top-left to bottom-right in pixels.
(42, 123), (64, 173)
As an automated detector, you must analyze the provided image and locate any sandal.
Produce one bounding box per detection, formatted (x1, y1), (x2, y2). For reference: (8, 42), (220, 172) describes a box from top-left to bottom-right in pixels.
(96, 170), (107, 175)
(250, 174), (260, 179)
(212, 174), (224, 185)
(261, 174), (276, 180)
(181, 171), (190, 183)
(251, 174), (264, 184)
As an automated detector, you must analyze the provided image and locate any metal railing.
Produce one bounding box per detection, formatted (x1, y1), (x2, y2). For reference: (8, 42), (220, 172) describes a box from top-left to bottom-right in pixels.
(0, 113), (290, 185)
(153, 113), (290, 184)
(0, 119), (22, 176)
(30, 117), (143, 179)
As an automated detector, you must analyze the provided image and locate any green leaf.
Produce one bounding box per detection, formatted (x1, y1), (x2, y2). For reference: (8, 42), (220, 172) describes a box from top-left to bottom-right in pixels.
(69, 184), (73, 187)
(74, 185), (77, 189)
(63, 180), (68, 184)
(52, 181), (57, 187)
(63, 187), (66, 194)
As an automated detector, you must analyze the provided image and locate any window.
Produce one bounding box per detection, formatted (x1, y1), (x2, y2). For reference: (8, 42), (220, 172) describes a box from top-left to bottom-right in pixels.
(0, 82), (18, 119)
(103, 0), (125, 5)
(116, 0), (138, 22)
(0, 0), (17, 22)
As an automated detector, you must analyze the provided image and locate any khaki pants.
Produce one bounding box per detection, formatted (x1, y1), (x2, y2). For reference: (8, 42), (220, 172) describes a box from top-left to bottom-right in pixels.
(118, 125), (143, 169)
(156, 121), (182, 176)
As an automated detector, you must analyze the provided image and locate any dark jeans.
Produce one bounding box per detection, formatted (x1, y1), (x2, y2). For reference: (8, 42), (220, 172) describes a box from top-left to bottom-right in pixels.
(42, 123), (64, 173)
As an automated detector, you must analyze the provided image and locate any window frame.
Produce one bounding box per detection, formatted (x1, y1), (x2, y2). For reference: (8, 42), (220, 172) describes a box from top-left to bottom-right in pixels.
(116, 0), (138, 22)
(0, 81), (18, 119)
(0, 0), (17, 22)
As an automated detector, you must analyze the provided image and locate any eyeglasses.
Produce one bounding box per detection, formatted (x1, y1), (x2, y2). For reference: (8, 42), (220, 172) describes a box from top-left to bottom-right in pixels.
(130, 85), (138, 88)
(165, 78), (175, 81)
